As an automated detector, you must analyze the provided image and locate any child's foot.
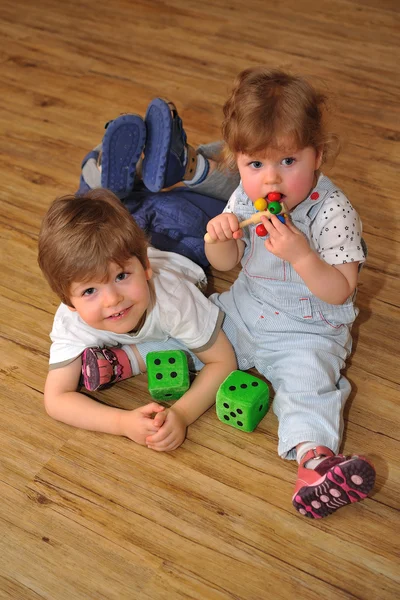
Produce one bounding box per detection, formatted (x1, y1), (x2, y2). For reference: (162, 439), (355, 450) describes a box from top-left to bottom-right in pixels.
(81, 346), (133, 391)
(142, 98), (200, 192)
(101, 114), (146, 195)
(292, 447), (376, 519)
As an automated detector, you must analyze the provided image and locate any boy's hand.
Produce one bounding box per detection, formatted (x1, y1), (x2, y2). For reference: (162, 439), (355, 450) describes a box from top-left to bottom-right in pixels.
(145, 406), (188, 452)
(206, 213), (243, 243)
(260, 214), (312, 265)
(119, 403), (165, 445)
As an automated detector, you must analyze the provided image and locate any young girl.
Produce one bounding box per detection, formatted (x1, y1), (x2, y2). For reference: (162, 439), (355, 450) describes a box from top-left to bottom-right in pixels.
(205, 67), (376, 518)
(38, 189), (237, 452)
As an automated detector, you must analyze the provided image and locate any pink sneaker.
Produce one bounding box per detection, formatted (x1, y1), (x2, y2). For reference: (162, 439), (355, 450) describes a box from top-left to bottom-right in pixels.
(292, 446), (376, 519)
(81, 346), (133, 391)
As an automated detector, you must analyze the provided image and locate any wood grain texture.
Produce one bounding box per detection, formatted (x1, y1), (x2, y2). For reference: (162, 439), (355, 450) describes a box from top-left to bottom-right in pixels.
(0, 0), (399, 598)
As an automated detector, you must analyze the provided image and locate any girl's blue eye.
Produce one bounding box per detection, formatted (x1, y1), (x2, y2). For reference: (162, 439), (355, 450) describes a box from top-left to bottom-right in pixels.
(250, 161), (263, 169)
(281, 157), (295, 166)
(116, 272), (128, 282)
(83, 288), (96, 296)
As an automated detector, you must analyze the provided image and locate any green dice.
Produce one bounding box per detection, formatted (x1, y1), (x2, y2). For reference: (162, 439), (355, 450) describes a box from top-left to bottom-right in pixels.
(146, 350), (190, 401)
(216, 370), (270, 432)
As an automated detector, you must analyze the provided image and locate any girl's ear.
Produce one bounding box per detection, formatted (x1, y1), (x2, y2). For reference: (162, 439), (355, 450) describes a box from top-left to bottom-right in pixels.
(67, 304), (77, 312)
(315, 147), (324, 171)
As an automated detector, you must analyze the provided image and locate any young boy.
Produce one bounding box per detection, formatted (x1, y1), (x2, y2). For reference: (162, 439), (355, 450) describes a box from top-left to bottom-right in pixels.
(38, 188), (237, 451)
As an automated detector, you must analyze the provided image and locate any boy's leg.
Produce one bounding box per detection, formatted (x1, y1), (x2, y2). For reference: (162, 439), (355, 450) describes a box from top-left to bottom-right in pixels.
(193, 142), (240, 201)
(80, 340), (204, 392)
(78, 145), (102, 195)
(142, 98), (239, 201)
(101, 114), (146, 196)
(79, 114), (146, 198)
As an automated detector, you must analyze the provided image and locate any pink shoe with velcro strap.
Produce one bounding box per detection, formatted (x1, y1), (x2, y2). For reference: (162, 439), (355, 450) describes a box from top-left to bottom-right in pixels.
(81, 346), (133, 391)
(292, 445), (376, 519)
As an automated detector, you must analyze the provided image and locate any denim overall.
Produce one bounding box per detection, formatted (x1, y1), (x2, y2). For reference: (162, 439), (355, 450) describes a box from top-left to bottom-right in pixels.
(210, 175), (359, 459)
(137, 175), (360, 460)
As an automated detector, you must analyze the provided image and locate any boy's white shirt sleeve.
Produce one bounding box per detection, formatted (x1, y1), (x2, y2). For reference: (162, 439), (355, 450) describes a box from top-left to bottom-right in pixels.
(49, 305), (101, 365)
(156, 276), (221, 351)
(311, 191), (366, 265)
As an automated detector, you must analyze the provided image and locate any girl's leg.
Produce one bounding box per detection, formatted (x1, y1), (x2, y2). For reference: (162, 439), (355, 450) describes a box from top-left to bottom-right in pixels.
(255, 349), (376, 518)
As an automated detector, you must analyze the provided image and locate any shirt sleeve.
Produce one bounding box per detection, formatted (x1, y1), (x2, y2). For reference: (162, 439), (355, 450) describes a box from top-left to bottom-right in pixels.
(311, 191), (366, 266)
(159, 278), (222, 351)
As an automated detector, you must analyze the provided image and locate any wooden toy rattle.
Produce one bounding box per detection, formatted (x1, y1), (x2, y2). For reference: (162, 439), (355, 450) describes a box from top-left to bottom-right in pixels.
(204, 193), (288, 244)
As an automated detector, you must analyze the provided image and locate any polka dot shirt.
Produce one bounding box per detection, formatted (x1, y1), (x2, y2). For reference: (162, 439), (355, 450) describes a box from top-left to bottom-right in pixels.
(311, 190), (365, 266)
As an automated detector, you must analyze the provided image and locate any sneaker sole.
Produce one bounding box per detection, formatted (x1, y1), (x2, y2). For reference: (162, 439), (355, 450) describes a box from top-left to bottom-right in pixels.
(142, 98), (173, 192)
(293, 457), (376, 519)
(101, 114), (146, 194)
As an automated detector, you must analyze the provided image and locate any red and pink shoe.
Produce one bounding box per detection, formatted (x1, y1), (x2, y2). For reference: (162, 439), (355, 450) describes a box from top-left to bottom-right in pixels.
(81, 346), (132, 391)
(292, 446), (376, 519)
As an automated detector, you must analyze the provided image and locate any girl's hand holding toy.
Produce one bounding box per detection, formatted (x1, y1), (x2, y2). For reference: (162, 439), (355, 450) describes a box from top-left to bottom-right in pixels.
(204, 193), (289, 244)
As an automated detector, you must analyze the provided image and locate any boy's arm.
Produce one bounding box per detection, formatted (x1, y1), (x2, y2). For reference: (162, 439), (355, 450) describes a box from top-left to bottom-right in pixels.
(146, 330), (237, 451)
(173, 329), (237, 425)
(44, 358), (164, 444)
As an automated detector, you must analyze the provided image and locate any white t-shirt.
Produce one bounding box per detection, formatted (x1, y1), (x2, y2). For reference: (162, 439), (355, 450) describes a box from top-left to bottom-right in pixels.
(49, 248), (222, 367)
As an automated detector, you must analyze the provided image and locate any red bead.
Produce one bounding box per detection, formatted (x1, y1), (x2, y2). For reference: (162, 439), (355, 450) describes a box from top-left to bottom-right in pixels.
(267, 192), (282, 202)
(255, 223), (267, 237)
(310, 192), (319, 200)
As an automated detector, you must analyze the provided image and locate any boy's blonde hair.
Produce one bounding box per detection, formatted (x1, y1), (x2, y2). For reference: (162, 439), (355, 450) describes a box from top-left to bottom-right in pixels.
(38, 189), (149, 306)
(222, 66), (339, 168)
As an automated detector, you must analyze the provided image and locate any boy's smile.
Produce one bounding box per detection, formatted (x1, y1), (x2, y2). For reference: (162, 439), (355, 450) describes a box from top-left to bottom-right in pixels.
(236, 146), (322, 211)
(68, 257), (153, 334)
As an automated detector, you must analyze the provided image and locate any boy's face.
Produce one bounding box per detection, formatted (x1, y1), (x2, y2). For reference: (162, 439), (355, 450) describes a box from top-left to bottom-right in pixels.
(68, 257), (153, 334)
(236, 146), (322, 211)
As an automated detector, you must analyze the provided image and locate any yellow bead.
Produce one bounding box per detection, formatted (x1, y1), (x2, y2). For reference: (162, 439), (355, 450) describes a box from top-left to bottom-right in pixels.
(254, 198), (267, 211)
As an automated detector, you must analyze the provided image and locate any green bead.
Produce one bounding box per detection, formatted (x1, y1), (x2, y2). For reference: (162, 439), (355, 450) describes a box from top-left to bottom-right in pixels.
(268, 201), (282, 215)
(216, 371), (270, 432)
(146, 350), (190, 401)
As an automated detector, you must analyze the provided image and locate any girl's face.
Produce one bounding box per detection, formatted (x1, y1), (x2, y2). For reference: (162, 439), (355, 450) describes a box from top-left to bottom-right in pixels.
(236, 145), (322, 211)
(68, 257), (153, 334)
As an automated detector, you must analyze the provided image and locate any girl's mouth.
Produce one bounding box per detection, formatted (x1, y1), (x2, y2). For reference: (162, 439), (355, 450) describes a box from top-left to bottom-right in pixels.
(267, 192), (285, 201)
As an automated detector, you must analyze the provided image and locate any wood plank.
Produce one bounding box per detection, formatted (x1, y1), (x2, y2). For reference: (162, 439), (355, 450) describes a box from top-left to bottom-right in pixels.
(0, 0), (399, 598)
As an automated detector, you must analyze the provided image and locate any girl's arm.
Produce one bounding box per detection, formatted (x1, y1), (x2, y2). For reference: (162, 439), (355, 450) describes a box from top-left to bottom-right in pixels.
(44, 358), (165, 444)
(261, 214), (359, 304)
(292, 253), (359, 305)
(205, 213), (245, 271)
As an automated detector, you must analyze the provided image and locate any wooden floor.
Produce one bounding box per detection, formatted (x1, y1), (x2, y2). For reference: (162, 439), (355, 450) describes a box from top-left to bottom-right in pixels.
(1, 1), (399, 598)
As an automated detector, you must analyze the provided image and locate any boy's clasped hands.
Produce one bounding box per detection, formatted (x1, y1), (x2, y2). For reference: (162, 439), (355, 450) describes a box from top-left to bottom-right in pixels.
(117, 402), (188, 452)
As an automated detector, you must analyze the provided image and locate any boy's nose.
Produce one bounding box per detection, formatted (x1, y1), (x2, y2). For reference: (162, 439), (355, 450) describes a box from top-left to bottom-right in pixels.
(103, 286), (122, 308)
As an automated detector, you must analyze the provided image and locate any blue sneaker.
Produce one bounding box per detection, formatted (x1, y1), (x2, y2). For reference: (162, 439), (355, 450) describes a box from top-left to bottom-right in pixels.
(142, 98), (197, 192)
(101, 114), (146, 195)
